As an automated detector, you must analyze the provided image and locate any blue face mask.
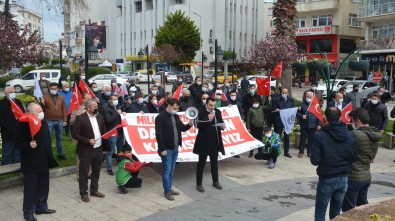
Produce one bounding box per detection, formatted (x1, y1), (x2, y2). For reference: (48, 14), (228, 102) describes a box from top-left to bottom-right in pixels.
(105, 91), (111, 96)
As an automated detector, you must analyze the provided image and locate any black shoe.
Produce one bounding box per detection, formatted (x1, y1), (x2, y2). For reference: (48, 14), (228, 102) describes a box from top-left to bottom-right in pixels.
(117, 186), (128, 194)
(233, 155), (240, 158)
(35, 209), (56, 214)
(24, 214), (37, 221)
(284, 153), (292, 158)
(213, 181), (223, 190)
(58, 155), (67, 160)
(107, 170), (114, 176)
(248, 152), (253, 158)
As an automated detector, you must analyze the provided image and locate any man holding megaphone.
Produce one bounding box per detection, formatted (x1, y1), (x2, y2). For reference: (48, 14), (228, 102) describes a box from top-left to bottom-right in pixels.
(193, 97), (226, 193)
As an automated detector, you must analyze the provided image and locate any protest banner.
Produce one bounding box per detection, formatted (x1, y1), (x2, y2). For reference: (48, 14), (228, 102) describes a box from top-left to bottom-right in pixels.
(123, 105), (263, 162)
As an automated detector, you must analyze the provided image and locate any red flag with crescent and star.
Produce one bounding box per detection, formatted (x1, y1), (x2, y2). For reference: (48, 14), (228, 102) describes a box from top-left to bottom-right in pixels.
(256, 77), (271, 96)
(78, 79), (96, 98)
(270, 61), (283, 79)
(307, 95), (324, 124)
(10, 99), (24, 119)
(19, 113), (42, 139)
(68, 83), (83, 115)
(173, 84), (183, 100)
(340, 103), (352, 124)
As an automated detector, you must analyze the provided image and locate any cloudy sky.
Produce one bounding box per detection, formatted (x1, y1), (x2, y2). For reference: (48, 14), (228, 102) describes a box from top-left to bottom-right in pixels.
(19, 0), (64, 42)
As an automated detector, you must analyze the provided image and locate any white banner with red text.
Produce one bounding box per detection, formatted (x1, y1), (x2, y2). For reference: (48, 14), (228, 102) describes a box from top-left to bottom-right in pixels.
(123, 105), (264, 162)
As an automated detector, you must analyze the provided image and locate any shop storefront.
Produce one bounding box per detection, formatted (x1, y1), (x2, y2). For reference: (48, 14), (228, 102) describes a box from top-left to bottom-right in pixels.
(361, 50), (395, 92)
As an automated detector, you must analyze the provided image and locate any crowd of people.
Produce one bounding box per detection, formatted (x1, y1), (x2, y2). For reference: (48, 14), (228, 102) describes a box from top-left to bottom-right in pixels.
(1, 72), (394, 221)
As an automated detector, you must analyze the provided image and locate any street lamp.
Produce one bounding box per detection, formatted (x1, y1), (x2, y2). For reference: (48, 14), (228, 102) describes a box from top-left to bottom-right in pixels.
(214, 39), (224, 85)
(84, 25), (98, 78)
(138, 45), (150, 91)
(201, 52), (207, 81)
(66, 46), (72, 57)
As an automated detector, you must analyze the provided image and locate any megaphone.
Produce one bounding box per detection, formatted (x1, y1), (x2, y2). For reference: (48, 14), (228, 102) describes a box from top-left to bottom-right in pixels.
(185, 107), (199, 120)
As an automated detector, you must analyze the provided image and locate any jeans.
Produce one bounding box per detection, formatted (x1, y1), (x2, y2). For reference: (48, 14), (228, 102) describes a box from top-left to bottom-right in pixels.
(342, 180), (371, 212)
(106, 134), (124, 171)
(160, 148), (178, 193)
(1, 140), (20, 165)
(299, 128), (316, 154)
(47, 120), (64, 156)
(315, 176), (348, 221)
(274, 127), (289, 155)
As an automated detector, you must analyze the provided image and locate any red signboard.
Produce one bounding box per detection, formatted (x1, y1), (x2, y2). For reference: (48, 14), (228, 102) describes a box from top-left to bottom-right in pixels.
(372, 72), (383, 83)
(297, 26), (332, 36)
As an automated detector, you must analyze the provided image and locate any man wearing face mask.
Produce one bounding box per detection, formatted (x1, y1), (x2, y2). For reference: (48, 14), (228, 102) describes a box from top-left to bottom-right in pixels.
(41, 83), (68, 160)
(159, 92), (173, 113)
(58, 82), (73, 136)
(179, 90), (195, 111)
(0, 86), (25, 165)
(15, 102), (58, 221)
(363, 93), (388, 134)
(361, 93), (373, 108)
(188, 77), (203, 105)
(38, 73), (51, 95)
(272, 88), (294, 158)
(377, 87), (391, 104)
(128, 93), (149, 113)
(147, 85), (162, 101)
(172, 76), (184, 93)
(242, 84), (262, 121)
(72, 99), (108, 203)
(246, 98), (265, 158)
(227, 90), (244, 119)
(98, 84), (112, 111)
(152, 80), (165, 99)
(102, 94), (125, 175)
(297, 92), (322, 158)
(214, 90), (229, 108)
(155, 98), (193, 200)
(345, 84), (363, 110)
(197, 93), (210, 109)
(90, 82), (100, 97)
(221, 79), (231, 98)
(327, 93), (348, 110)
(127, 79), (141, 95)
(303, 83), (323, 107)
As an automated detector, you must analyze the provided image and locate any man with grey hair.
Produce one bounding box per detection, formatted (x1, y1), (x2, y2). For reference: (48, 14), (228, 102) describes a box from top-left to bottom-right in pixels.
(0, 86), (25, 165)
(72, 99), (108, 203)
(98, 84), (112, 110)
(297, 91), (322, 158)
(16, 101), (58, 221)
(179, 89), (195, 111)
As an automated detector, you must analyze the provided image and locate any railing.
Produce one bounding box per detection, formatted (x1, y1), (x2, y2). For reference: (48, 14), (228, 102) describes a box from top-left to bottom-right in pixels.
(358, 2), (395, 18)
(356, 38), (395, 50)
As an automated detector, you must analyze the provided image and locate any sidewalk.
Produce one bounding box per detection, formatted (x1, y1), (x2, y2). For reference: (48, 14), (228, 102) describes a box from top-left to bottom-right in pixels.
(0, 145), (394, 221)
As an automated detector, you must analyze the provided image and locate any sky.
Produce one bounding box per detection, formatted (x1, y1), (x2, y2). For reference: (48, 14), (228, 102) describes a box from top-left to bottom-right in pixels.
(19, 0), (64, 42)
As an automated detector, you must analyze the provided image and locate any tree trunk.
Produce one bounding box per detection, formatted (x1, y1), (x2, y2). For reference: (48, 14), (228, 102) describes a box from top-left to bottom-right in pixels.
(280, 68), (293, 97)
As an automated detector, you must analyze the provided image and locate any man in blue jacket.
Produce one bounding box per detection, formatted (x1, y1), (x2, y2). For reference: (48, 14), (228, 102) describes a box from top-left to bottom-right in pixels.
(310, 107), (357, 221)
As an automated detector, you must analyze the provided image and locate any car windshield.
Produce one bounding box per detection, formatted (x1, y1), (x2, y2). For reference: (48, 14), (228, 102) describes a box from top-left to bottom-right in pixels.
(344, 82), (363, 88)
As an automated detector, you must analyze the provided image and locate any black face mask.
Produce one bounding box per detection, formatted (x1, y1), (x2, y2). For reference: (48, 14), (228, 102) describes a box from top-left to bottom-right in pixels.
(353, 88), (359, 93)
(184, 96), (190, 101)
(130, 84), (135, 86)
(93, 109), (98, 115)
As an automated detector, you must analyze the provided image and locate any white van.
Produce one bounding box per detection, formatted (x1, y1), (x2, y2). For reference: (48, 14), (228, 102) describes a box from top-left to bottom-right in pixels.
(6, 69), (61, 93)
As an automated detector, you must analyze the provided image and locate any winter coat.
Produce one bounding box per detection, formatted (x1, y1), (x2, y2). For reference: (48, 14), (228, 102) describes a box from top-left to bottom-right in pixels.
(349, 126), (380, 181)
(345, 91), (363, 110)
(193, 108), (225, 156)
(310, 121), (357, 179)
(0, 98), (24, 140)
(101, 102), (123, 135)
(271, 96), (295, 128)
(364, 101), (388, 130)
(297, 101), (322, 129)
(246, 106), (265, 129)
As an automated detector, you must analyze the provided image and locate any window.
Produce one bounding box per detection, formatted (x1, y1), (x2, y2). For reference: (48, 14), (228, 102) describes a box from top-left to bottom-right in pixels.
(230, 3), (232, 12)
(210, 29), (213, 38)
(240, 32), (242, 39)
(210, 47), (213, 54)
(270, 20), (275, 27)
(268, 8), (273, 16)
(135, 1), (142, 12)
(245, 7), (247, 15)
(151, 29), (153, 38)
(244, 33), (247, 42)
(229, 31), (232, 39)
(144, 30), (146, 38)
(134, 32), (136, 40)
(297, 17), (306, 28)
(176, 0), (184, 4)
(52, 72), (59, 78)
(349, 14), (361, 27)
(312, 14), (332, 26)
(296, 40), (307, 52)
(240, 5), (243, 14)
(310, 39), (333, 53)
(340, 39), (356, 53)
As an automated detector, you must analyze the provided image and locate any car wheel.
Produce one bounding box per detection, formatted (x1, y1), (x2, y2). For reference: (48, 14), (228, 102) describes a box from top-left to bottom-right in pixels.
(14, 85), (23, 93)
(136, 79), (140, 84)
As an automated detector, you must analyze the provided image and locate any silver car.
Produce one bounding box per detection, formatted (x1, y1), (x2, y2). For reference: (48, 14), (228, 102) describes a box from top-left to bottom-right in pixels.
(88, 74), (128, 88)
(128, 71), (152, 83)
(344, 80), (380, 98)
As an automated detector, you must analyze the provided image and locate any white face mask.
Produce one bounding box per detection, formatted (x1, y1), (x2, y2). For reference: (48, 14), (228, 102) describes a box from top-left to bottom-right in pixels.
(312, 87), (317, 90)
(169, 109), (177, 115)
(8, 93), (16, 100)
(230, 96), (236, 101)
(63, 88), (70, 92)
(282, 94), (287, 99)
(155, 83), (160, 87)
(50, 90), (58, 95)
(253, 103), (259, 108)
(38, 111), (45, 120)
(265, 133), (272, 138)
(225, 83), (230, 87)
(138, 98), (144, 103)
(61, 81), (66, 85)
(41, 77), (46, 80)
(93, 88), (99, 92)
(152, 100), (158, 105)
(81, 76), (85, 80)
(306, 98), (312, 103)
(112, 100), (118, 106)
(338, 99), (343, 103)
(202, 87), (208, 92)
(371, 100), (379, 105)
(151, 90), (157, 95)
(197, 81), (202, 85)
(216, 95), (222, 100)
(249, 89), (255, 94)
(378, 92), (383, 96)
(182, 88), (188, 92)
(202, 99), (207, 104)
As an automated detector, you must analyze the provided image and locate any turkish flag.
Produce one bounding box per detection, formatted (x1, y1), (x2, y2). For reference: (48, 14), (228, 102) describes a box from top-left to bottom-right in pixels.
(271, 61), (283, 78)
(157, 97), (165, 107)
(68, 83), (83, 115)
(10, 99), (24, 119)
(340, 103), (352, 124)
(117, 119), (128, 128)
(102, 119), (129, 139)
(256, 77), (270, 96)
(173, 84), (183, 100)
(19, 113), (42, 139)
(212, 90), (227, 101)
(307, 96), (324, 123)
(78, 79), (96, 98)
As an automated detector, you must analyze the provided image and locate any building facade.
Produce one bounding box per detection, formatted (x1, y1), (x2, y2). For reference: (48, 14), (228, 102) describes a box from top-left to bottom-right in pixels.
(358, 0), (395, 91)
(294, 0), (365, 85)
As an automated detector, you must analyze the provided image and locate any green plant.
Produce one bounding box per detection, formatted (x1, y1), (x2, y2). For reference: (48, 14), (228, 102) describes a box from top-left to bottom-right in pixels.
(86, 67), (111, 79)
(23, 87), (34, 96)
(16, 94), (36, 106)
(20, 65), (36, 76)
(369, 213), (391, 221)
(0, 75), (16, 88)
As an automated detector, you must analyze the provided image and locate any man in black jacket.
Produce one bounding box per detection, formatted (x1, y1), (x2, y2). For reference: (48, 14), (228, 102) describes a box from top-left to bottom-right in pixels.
(102, 94), (124, 175)
(16, 102), (58, 221)
(155, 98), (193, 201)
(188, 77), (203, 105)
(0, 86), (25, 165)
(242, 84), (262, 120)
(310, 107), (357, 221)
(363, 93), (388, 133)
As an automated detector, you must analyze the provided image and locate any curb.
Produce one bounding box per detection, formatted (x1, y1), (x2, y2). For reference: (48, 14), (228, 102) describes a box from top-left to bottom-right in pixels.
(0, 166), (76, 189)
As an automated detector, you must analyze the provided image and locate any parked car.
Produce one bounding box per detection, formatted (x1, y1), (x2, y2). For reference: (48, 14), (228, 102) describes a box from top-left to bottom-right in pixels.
(9, 67), (21, 76)
(117, 71), (132, 79)
(88, 74), (128, 89)
(174, 71), (193, 83)
(317, 79), (349, 97)
(153, 71), (177, 83)
(344, 80), (380, 98)
(128, 71), (153, 84)
(216, 72), (238, 83)
(6, 69), (61, 93)
(237, 75), (276, 88)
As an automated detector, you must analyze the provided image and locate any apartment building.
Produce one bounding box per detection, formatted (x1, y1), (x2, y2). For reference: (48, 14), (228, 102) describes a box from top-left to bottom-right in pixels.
(358, 0), (395, 91)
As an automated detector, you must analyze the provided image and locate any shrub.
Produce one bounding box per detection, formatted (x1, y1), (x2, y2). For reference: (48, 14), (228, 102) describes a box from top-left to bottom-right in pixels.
(87, 67), (111, 78)
(20, 65), (36, 76)
(0, 75), (16, 88)
(24, 87), (34, 96)
(16, 94), (37, 107)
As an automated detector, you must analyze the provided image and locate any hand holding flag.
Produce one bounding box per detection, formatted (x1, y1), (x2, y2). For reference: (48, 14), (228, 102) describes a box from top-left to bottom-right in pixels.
(307, 96), (324, 123)
(19, 113), (42, 139)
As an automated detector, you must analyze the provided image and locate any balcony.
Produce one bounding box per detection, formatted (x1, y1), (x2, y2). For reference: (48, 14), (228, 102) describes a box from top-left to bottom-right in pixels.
(296, 0), (338, 13)
(356, 38), (395, 50)
(358, 2), (395, 22)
